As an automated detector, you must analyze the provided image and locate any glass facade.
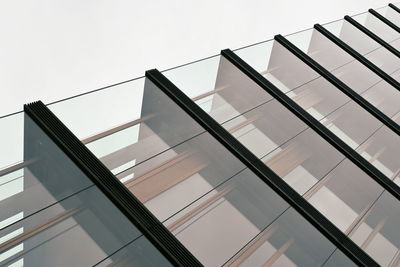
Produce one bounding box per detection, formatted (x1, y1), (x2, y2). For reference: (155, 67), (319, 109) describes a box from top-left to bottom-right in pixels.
(164, 46), (400, 265)
(1, 3), (400, 266)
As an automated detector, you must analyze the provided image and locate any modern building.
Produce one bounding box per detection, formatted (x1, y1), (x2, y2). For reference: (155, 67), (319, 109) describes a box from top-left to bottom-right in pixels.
(1, 3), (400, 266)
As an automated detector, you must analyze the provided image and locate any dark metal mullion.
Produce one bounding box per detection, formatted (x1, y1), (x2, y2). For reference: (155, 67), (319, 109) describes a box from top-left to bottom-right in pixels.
(314, 23), (400, 93)
(389, 3), (400, 14)
(24, 102), (202, 267)
(369, 8), (400, 33)
(146, 69), (377, 266)
(275, 34), (400, 136)
(344, 15), (400, 58)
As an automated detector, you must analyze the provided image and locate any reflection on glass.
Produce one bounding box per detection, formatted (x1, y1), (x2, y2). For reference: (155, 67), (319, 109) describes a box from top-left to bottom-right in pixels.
(163, 48), (400, 265)
(170, 205), (337, 266)
(286, 27), (400, 119)
(94, 235), (172, 266)
(0, 114), (170, 266)
(350, 191), (400, 266)
(375, 6), (400, 27)
(235, 32), (400, 182)
(324, 249), (357, 267)
(0, 186), (136, 266)
(224, 208), (339, 266)
(46, 72), (356, 265)
(352, 12), (400, 45)
(323, 19), (400, 76)
(0, 4), (397, 266)
(23, 8), (399, 265)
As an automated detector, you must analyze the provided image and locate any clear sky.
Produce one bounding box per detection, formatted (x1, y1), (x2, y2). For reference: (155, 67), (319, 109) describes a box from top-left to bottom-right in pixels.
(0, 0), (392, 116)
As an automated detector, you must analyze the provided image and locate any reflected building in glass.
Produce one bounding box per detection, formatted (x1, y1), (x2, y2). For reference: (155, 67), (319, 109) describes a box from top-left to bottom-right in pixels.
(1, 3), (400, 267)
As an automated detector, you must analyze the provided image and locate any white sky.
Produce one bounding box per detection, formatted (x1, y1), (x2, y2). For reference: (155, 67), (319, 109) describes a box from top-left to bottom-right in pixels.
(0, 0), (392, 116)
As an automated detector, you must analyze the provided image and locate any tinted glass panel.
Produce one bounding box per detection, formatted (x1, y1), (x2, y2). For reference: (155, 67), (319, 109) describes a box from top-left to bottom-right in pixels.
(47, 75), (350, 266)
(375, 6), (400, 27)
(323, 19), (400, 76)
(287, 28), (400, 119)
(164, 49), (400, 265)
(95, 235), (171, 266)
(238, 39), (400, 182)
(350, 191), (400, 266)
(0, 114), (169, 266)
(324, 249), (358, 267)
(235, 35), (400, 182)
(352, 12), (400, 44)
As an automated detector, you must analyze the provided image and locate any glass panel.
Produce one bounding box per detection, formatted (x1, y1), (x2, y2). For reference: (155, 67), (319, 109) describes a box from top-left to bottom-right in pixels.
(286, 27), (400, 119)
(350, 191), (400, 266)
(163, 49), (400, 265)
(0, 111), (94, 232)
(49, 78), (205, 176)
(283, 28), (400, 180)
(235, 34), (400, 182)
(375, 6), (400, 27)
(0, 186), (138, 266)
(0, 113), (26, 231)
(1, 7), (397, 267)
(0, 114), (169, 266)
(94, 235), (171, 266)
(0, 113), (23, 172)
(323, 19), (400, 76)
(119, 130), (254, 223)
(48, 74), (349, 266)
(163, 168), (288, 266)
(168, 204), (338, 266)
(352, 12), (400, 44)
(324, 249), (357, 267)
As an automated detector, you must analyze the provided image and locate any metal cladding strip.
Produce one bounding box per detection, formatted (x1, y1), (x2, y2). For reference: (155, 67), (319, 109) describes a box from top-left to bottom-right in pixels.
(389, 3), (400, 14)
(369, 8), (400, 33)
(344, 15), (400, 58)
(24, 101), (202, 267)
(224, 44), (400, 202)
(278, 33), (400, 135)
(146, 69), (378, 266)
(314, 23), (400, 93)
